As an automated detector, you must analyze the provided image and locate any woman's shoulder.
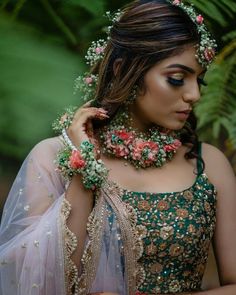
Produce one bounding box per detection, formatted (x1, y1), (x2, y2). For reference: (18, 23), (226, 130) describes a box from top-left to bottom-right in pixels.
(31, 136), (64, 155)
(201, 142), (235, 190)
(28, 136), (64, 169)
(201, 142), (231, 167)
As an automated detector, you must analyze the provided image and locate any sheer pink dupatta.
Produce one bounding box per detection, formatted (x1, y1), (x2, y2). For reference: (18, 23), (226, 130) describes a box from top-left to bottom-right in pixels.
(0, 137), (144, 295)
(0, 137), (67, 295)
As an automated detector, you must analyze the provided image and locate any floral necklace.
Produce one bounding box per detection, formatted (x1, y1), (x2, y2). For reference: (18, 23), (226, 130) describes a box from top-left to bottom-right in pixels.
(98, 107), (182, 169)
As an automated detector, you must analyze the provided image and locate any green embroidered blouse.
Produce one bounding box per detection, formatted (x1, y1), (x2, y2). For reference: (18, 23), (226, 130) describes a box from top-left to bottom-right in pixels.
(121, 145), (217, 294)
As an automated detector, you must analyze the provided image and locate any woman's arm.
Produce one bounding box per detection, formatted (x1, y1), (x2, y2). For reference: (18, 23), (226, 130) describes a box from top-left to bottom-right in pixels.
(62, 102), (108, 268)
(187, 143), (236, 294)
(64, 175), (94, 267)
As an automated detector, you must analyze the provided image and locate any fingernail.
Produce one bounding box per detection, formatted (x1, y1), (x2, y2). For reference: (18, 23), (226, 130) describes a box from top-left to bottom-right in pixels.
(98, 108), (107, 113)
(99, 114), (109, 119)
(100, 114), (109, 118)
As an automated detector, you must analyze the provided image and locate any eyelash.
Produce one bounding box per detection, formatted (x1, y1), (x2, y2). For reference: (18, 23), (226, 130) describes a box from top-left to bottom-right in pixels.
(197, 78), (208, 86)
(167, 77), (184, 86)
(167, 77), (208, 87)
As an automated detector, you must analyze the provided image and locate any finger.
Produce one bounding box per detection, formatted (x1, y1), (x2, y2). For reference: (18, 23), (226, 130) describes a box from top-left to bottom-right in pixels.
(86, 120), (94, 138)
(83, 107), (107, 114)
(74, 107), (107, 119)
(82, 99), (93, 108)
(74, 108), (108, 123)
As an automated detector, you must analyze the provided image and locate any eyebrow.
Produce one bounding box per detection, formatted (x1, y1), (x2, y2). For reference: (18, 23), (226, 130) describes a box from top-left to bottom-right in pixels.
(166, 64), (195, 74)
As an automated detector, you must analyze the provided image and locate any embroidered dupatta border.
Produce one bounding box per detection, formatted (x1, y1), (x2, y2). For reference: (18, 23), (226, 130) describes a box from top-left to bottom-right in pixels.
(61, 180), (147, 294)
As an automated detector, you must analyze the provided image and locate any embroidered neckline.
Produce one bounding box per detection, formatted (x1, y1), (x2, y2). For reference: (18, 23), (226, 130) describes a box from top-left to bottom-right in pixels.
(110, 172), (216, 196)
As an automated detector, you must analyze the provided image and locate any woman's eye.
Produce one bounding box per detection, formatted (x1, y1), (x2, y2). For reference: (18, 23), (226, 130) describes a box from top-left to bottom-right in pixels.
(167, 77), (184, 86)
(197, 77), (208, 86)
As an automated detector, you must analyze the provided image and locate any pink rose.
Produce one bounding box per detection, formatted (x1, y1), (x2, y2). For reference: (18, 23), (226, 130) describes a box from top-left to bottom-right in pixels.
(105, 130), (133, 157)
(132, 140), (158, 164)
(69, 150), (86, 169)
(84, 77), (93, 84)
(196, 15), (204, 24)
(204, 47), (215, 62)
(115, 130), (134, 144)
(107, 130), (134, 146)
(95, 47), (104, 54)
(114, 145), (129, 157)
(173, 0), (181, 5)
(164, 139), (182, 152)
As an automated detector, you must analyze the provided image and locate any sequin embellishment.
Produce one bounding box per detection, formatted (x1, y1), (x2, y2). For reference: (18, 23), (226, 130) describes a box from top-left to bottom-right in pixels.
(122, 173), (217, 294)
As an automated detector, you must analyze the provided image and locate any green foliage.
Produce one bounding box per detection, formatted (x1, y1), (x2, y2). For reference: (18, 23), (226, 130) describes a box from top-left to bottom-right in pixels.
(67, 0), (106, 16)
(196, 50), (236, 146)
(0, 16), (84, 159)
(190, 0), (236, 149)
(0, 0), (122, 162)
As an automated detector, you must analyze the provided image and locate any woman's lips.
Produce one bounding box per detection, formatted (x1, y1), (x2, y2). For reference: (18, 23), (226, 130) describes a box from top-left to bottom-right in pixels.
(175, 110), (191, 120)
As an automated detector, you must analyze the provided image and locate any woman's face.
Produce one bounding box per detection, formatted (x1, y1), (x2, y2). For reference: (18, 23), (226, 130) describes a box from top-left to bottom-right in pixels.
(132, 46), (206, 130)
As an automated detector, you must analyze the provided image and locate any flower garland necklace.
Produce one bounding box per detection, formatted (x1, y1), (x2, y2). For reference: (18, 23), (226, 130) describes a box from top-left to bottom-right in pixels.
(98, 106), (182, 169)
(52, 105), (182, 190)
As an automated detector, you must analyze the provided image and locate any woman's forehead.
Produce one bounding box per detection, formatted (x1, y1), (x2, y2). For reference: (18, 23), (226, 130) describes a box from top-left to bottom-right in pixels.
(153, 47), (205, 74)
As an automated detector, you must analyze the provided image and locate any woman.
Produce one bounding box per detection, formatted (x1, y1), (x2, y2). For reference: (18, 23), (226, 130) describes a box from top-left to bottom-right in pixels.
(0, 0), (236, 294)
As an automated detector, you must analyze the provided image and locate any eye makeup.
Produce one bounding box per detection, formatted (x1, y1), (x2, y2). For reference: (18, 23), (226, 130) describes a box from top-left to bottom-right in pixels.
(166, 73), (207, 87)
(167, 73), (185, 86)
(197, 77), (208, 86)
(167, 77), (184, 86)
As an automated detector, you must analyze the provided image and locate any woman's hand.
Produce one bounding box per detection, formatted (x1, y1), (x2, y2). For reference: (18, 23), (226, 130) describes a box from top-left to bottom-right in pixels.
(67, 101), (108, 148)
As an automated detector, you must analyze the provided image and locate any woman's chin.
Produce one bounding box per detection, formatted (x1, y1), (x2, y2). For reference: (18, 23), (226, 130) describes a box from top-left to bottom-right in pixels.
(155, 121), (186, 131)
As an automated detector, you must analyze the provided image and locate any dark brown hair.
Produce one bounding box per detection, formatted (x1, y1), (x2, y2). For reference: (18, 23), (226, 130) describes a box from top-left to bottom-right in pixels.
(92, 0), (204, 172)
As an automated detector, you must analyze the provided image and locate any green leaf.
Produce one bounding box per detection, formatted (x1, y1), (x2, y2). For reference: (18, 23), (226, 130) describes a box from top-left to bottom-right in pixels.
(67, 0), (105, 16)
(212, 121), (221, 138)
(220, 0), (236, 13)
(222, 30), (236, 42)
(196, 48), (236, 147)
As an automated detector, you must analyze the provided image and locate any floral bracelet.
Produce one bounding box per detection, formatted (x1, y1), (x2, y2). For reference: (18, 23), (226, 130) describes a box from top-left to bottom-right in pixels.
(57, 140), (108, 190)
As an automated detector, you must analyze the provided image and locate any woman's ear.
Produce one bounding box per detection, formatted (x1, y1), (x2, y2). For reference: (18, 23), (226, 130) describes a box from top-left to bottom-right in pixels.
(113, 58), (123, 76)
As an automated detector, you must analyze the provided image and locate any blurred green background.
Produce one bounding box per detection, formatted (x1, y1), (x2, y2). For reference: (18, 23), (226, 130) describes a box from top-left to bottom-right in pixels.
(0, 0), (236, 212)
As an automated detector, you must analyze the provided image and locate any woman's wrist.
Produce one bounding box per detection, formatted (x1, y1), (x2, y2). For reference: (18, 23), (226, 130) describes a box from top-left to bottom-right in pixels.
(57, 133), (108, 190)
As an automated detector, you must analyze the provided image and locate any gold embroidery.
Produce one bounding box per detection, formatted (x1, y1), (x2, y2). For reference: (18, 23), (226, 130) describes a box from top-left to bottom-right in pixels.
(61, 181), (147, 295)
(77, 194), (107, 294)
(77, 181), (146, 295)
(102, 181), (147, 294)
(61, 198), (79, 294)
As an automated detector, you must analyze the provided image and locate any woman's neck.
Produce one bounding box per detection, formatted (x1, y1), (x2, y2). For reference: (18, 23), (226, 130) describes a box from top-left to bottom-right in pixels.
(128, 104), (153, 133)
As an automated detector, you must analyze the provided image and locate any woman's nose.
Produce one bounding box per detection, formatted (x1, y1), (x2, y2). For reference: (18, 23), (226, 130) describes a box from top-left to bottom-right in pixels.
(182, 81), (201, 104)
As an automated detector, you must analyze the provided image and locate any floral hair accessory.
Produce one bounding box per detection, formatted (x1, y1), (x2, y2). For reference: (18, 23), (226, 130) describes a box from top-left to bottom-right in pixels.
(73, 73), (98, 101)
(168, 0), (217, 68)
(105, 9), (122, 33)
(52, 106), (77, 133)
(85, 39), (107, 67)
(73, 10), (123, 101)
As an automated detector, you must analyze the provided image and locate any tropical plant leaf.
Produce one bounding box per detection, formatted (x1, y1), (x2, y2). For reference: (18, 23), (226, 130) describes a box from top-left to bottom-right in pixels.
(196, 49), (236, 147)
(220, 0), (236, 13)
(222, 30), (236, 42)
(67, 0), (105, 16)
